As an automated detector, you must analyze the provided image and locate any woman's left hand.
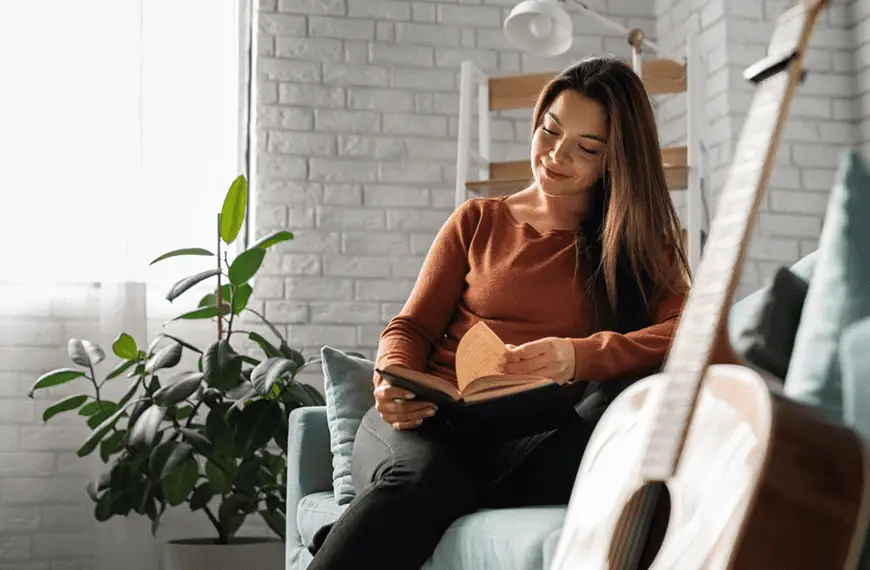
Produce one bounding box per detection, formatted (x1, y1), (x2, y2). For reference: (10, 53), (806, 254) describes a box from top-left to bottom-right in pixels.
(497, 337), (576, 383)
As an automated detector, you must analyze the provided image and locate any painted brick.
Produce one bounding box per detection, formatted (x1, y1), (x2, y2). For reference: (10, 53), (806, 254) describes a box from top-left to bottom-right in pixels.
(280, 254), (323, 275)
(278, 84), (345, 108)
(347, 0), (411, 21)
(309, 16), (376, 40)
(348, 88), (414, 112)
(311, 302), (381, 323)
(277, 0), (345, 15)
(338, 135), (405, 159)
(354, 279), (416, 301)
(275, 37), (343, 61)
(370, 43), (434, 67)
(315, 109), (381, 133)
(363, 185), (430, 207)
(382, 113), (448, 136)
(286, 278), (354, 301)
(324, 184), (363, 206)
(316, 206), (386, 229)
(259, 13), (306, 35)
(342, 232), (410, 255)
(323, 63), (390, 87)
(308, 158), (378, 182)
(264, 301), (309, 323)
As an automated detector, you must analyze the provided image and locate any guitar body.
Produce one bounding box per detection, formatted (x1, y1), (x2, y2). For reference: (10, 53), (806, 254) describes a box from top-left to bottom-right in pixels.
(552, 365), (870, 570)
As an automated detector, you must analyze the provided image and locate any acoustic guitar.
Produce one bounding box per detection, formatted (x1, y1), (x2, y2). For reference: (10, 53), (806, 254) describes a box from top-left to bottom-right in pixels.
(549, 1), (870, 568)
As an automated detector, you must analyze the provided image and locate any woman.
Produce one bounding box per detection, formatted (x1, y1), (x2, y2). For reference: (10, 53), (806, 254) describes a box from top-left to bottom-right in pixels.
(307, 56), (691, 570)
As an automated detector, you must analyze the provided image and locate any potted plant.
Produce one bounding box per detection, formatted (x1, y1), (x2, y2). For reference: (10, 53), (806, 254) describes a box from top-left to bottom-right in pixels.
(29, 175), (325, 570)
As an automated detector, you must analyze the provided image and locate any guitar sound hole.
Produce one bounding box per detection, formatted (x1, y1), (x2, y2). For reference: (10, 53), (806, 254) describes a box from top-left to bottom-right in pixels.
(607, 482), (671, 570)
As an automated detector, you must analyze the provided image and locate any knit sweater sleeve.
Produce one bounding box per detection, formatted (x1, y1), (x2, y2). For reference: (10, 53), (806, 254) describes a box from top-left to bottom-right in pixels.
(374, 200), (481, 380)
(570, 284), (688, 382)
(569, 245), (696, 383)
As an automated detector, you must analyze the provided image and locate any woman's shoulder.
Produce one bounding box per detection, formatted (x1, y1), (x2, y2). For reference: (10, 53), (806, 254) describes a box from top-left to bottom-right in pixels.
(448, 196), (508, 230)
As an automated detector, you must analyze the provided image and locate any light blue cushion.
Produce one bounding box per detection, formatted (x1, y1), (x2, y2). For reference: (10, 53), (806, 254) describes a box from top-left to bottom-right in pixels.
(294, 489), (567, 570)
(296, 491), (347, 548)
(841, 318), (870, 440)
(422, 507), (567, 570)
(785, 149), (870, 422)
(320, 346), (376, 506)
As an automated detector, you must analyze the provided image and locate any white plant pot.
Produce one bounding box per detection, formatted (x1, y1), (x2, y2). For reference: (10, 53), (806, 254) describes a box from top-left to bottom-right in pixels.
(162, 537), (284, 570)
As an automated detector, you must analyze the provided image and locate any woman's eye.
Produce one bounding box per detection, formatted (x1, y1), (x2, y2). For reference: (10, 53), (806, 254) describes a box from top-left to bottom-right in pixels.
(542, 127), (557, 135)
(579, 145), (598, 156)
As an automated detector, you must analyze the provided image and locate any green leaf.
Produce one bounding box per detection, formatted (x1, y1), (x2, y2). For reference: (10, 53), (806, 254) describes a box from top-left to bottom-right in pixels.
(205, 407), (235, 460)
(247, 333), (282, 358)
(171, 405), (194, 421)
(233, 284), (253, 314)
(149, 439), (178, 480)
(162, 455), (199, 506)
(68, 339), (106, 367)
(111, 333), (139, 360)
(260, 510), (286, 541)
(190, 483), (214, 511)
(172, 304), (231, 321)
(77, 399), (144, 457)
(104, 359), (136, 381)
(129, 405), (166, 448)
(206, 459), (232, 494)
(156, 333), (202, 355)
(228, 248), (265, 286)
(165, 269), (221, 303)
(79, 400), (117, 417)
(199, 284), (231, 309)
(220, 175), (248, 244)
(250, 358), (297, 396)
(160, 442), (195, 480)
(146, 342), (182, 374)
(203, 341), (243, 392)
(99, 430), (126, 462)
(152, 372), (202, 407)
(42, 394), (88, 422)
(232, 400), (283, 457)
(279, 343), (306, 370)
(179, 428), (212, 453)
(29, 368), (85, 396)
(149, 247), (214, 265)
(251, 230), (294, 250)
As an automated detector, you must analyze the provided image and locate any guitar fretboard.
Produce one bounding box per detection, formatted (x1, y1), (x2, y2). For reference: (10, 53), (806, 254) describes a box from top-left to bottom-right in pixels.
(640, 4), (814, 480)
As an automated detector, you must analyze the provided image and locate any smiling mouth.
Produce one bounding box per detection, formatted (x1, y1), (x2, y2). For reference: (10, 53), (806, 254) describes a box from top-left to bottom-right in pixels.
(542, 165), (570, 180)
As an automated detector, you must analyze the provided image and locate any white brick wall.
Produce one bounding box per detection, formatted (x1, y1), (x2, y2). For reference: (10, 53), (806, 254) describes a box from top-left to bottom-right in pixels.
(660, 0), (856, 300)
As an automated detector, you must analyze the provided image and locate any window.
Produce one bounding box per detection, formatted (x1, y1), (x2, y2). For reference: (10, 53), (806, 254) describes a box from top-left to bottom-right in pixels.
(0, 0), (249, 285)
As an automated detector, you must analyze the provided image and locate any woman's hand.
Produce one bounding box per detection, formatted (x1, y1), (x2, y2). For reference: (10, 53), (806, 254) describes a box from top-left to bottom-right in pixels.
(498, 337), (576, 383)
(373, 380), (437, 431)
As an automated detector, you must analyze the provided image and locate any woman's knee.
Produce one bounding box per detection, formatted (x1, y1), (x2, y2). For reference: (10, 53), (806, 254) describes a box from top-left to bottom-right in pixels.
(351, 408), (476, 497)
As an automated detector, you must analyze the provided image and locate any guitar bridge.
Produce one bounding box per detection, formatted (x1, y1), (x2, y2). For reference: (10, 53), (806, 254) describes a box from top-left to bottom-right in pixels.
(743, 50), (805, 84)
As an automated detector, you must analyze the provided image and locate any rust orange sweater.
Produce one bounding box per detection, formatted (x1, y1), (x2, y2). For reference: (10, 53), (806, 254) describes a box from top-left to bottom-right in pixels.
(376, 197), (690, 387)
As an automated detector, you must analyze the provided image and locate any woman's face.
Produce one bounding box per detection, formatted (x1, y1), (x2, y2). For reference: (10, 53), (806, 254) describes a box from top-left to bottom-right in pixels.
(530, 89), (608, 197)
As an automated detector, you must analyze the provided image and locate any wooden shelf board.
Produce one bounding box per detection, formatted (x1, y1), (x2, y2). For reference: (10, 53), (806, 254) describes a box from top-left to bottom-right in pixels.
(488, 59), (687, 111)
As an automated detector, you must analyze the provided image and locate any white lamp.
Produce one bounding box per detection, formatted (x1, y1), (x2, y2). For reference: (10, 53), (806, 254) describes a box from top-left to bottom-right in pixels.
(504, 0), (674, 67)
(503, 0), (573, 58)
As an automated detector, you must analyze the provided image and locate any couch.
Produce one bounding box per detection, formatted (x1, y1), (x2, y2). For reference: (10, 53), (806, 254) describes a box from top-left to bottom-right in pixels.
(284, 251), (870, 570)
(285, 146), (870, 570)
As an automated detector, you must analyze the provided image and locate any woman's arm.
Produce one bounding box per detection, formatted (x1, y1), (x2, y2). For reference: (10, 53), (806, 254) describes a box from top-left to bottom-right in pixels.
(569, 286), (686, 382)
(374, 200), (481, 381)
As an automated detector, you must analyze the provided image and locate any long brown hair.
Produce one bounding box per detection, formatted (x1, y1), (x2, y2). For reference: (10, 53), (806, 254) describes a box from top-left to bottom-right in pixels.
(532, 56), (690, 334)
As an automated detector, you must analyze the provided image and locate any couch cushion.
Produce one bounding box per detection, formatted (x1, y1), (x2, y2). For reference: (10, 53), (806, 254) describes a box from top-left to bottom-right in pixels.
(727, 251), (817, 349)
(297, 491), (347, 548)
(295, 491), (566, 570)
(321, 346), (376, 506)
(785, 149), (870, 422)
(423, 507), (566, 570)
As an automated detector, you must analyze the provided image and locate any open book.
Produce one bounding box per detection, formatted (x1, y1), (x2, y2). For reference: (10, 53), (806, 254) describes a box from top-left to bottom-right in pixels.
(376, 321), (562, 404)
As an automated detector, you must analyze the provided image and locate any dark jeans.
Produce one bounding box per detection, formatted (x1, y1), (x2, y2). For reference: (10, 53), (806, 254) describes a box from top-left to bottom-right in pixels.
(306, 405), (595, 570)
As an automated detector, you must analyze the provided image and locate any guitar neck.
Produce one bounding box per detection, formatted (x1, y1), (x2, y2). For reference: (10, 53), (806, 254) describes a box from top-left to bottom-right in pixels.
(640, 3), (825, 481)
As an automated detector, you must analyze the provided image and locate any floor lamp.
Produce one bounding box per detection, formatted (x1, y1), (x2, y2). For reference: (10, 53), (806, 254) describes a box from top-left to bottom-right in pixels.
(503, 0), (682, 76)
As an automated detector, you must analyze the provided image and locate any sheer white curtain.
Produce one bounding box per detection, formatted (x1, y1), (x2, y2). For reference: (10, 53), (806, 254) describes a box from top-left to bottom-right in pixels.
(0, 1), (250, 566)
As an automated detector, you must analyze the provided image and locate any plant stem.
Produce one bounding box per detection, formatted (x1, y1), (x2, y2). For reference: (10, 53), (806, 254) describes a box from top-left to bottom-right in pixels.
(203, 505), (222, 540)
(216, 213), (224, 341)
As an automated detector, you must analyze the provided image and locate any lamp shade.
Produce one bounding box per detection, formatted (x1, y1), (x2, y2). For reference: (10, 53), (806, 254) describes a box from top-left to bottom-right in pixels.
(503, 0), (573, 57)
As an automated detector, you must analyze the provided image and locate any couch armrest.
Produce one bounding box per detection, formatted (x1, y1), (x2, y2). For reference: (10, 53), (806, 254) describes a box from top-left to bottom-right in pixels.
(840, 317), (870, 439)
(286, 406), (333, 549)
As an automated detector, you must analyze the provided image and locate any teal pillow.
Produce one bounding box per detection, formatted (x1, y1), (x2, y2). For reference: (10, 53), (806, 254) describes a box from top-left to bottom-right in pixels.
(320, 346), (376, 505)
(785, 149), (870, 422)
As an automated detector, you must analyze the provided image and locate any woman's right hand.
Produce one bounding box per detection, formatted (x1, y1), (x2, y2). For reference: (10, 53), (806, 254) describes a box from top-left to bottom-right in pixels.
(373, 380), (437, 431)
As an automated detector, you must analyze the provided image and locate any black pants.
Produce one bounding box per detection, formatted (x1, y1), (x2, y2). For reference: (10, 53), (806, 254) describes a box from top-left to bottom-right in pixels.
(306, 406), (595, 570)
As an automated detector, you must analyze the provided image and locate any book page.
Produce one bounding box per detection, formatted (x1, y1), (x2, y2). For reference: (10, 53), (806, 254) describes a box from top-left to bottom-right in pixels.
(380, 364), (461, 400)
(455, 321), (509, 393)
